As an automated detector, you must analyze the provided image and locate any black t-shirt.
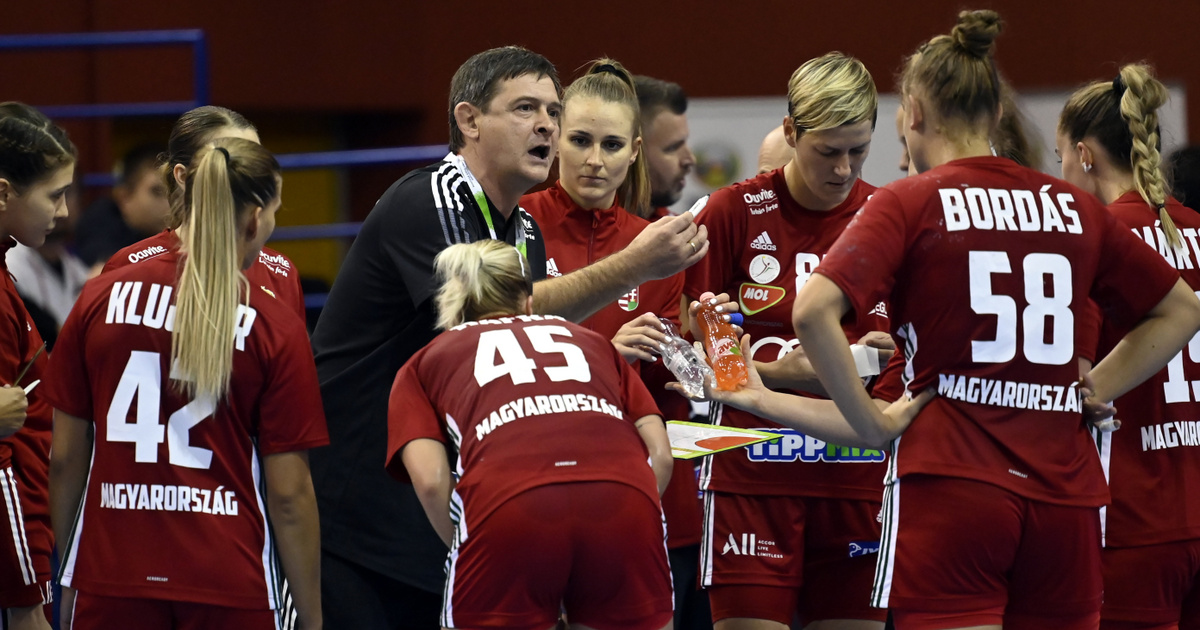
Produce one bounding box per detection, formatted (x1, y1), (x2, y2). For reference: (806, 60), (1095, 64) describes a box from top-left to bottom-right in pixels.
(310, 157), (546, 590)
(74, 198), (151, 266)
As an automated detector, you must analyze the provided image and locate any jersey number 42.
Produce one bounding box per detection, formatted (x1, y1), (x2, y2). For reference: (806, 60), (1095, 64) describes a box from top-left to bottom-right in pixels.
(107, 350), (215, 469)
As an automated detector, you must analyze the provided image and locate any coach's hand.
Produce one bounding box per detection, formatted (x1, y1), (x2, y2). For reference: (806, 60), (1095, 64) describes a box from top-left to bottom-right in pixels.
(625, 211), (708, 281)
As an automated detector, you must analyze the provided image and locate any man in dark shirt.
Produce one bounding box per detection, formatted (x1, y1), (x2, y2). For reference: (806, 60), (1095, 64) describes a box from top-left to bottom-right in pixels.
(311, 46), (709, 629)
(74, 144), (169, 269)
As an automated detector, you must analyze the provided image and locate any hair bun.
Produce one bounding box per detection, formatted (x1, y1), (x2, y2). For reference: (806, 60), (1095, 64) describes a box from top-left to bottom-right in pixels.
(951, 10), (1003, 58)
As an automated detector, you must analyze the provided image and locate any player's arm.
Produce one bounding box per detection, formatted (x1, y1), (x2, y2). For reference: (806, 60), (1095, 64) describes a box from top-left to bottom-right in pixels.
(695, 335), (931, 449)
(633, 415), (672, 495)
(400, 438), (454, 547)
(792, 275), (920, 448)
(264, 450), (322, 630)
(48, 410), (91, 630)
(1088, 278), (1200, 403)
(534, 212), (708, 322)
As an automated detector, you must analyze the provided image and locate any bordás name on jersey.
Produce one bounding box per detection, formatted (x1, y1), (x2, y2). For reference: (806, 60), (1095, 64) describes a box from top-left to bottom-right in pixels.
(99, 482), (238, 517)
(105, 281), (258, 350)
(940, 185), (1083, 234)
(937, 373), (1082, 413)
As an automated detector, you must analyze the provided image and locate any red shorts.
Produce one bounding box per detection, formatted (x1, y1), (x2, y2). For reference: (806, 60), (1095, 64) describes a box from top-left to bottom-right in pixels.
(0, 464), (51, 608)
(700, 491), (885, 624)
(71, 592), (275, 630)
(445, 481), (673, 630)
(879, 474), (1102, 629)
(1100, 538), (1200, 629)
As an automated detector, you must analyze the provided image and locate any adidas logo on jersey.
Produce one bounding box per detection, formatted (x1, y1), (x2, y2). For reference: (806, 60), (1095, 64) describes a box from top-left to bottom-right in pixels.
(546, 258), (562, 277)
(749, 231), (776, 251)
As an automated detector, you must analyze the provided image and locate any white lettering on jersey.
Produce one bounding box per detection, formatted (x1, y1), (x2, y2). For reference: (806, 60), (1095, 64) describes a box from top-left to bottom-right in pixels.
(936, 373), (1081, 413)
(105, 282), (258, 350)
(744, 189), (779, 215)
(1131, 223), (1200, 271)
(941, 185), (1082, 234)
(257, 251), (291, 277)
(721, 532), (783, 558)
(474, 392), (625, 441)
(750, 231), (777, 251)
(1140, 421), (1200, 451)
(127, 245), (168, 264)
(99, 482), (239, 516)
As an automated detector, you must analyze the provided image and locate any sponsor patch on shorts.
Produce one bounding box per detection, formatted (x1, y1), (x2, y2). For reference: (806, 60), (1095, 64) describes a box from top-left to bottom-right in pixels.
(848, 540), (880, 557)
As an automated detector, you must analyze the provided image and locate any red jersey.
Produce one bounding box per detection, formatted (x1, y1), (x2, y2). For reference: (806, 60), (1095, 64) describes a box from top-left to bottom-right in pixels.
(42, 252), (328, 608)
(0, 242), (53, 572)
(522, 183), (684, 346)
(684, 170), (889, 500)
(522, 183), (698, 546)
(386, 315), (662, 529)
(1095, 192), (1200, 546)
(817, 156), (1179, 507)
(103, 230), (305, 319)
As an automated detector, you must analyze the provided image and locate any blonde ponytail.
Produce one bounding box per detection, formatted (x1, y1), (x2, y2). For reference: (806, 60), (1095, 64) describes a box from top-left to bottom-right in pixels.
(173, 138), (279, 400)
(434, 240), (533, 330)
(1118, 65), (1177, 248)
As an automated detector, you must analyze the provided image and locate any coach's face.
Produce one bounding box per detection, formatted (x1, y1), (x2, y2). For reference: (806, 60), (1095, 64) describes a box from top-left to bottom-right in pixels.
(478, 73), (562, 190)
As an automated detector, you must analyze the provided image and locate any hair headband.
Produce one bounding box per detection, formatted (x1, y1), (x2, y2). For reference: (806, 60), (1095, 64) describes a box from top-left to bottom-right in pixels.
(1112, 74), (1127, 100)
(214, 146), (231, 162)
(593, 63), (631, 87)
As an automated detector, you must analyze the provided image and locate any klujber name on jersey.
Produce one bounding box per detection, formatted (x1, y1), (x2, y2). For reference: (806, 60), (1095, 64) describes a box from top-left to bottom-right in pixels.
(940, 185), (1083, 234)
(105, 281), (258, 351)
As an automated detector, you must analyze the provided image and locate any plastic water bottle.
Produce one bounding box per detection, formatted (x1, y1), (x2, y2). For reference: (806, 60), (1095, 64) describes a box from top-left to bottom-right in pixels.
(658, 318), (714, 399)
(697, 302), (748, 391)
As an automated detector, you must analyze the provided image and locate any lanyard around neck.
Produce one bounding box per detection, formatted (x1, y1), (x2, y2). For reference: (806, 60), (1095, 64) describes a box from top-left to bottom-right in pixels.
(446, 153), (527, 259)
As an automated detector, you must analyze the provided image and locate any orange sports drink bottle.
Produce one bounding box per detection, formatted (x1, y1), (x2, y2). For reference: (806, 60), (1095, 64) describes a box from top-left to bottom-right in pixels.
(697, 302), (747, 391)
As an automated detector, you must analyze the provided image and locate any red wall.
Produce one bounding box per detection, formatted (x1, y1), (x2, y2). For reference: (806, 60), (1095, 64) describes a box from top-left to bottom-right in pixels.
(5, 0), (1198, 144)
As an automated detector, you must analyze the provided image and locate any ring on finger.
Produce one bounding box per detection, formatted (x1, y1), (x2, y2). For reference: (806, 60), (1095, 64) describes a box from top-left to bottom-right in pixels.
(688, 239), (697, 254)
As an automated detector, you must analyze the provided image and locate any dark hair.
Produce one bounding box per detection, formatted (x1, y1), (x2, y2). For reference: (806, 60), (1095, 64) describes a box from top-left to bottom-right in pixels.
(1170, 146), (1200, 212)
(1060, 64), (1173, 244)
(447, 46), (561, 152)
(165, 106), (257, 228)
(901, 10), (1004, 133)
(563, 58), (652, 218)
(0, 102), (77, 191)
(633, 75), (688, 121)
(992, 80), (1043, 170)
(116, 143), (166, 187)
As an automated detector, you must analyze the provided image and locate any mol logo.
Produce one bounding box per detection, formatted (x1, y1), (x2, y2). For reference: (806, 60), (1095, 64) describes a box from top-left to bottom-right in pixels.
(745, 428), (886, 463)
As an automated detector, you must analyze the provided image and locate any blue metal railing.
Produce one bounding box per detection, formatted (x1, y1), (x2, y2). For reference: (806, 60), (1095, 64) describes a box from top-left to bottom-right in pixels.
(0, 29), (209, 120)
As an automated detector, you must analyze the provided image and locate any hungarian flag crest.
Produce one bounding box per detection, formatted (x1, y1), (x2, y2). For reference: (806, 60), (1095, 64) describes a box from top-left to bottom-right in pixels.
(739, 283), (785, 315)
(618, 287), (640, 311)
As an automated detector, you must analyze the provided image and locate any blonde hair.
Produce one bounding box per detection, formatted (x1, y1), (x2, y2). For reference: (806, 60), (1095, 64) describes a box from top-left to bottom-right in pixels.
(1059, 64), (1176, 247)
(562, 58), (652, 218)
(901, 10), (1004, 136)
(787, 52), (878, 134)
(434, 240), (533, 331)
(174, 137), (280, 400)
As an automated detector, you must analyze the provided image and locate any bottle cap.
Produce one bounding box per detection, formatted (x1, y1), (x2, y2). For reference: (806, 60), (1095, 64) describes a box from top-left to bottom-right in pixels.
(728, 312), (744, 326)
